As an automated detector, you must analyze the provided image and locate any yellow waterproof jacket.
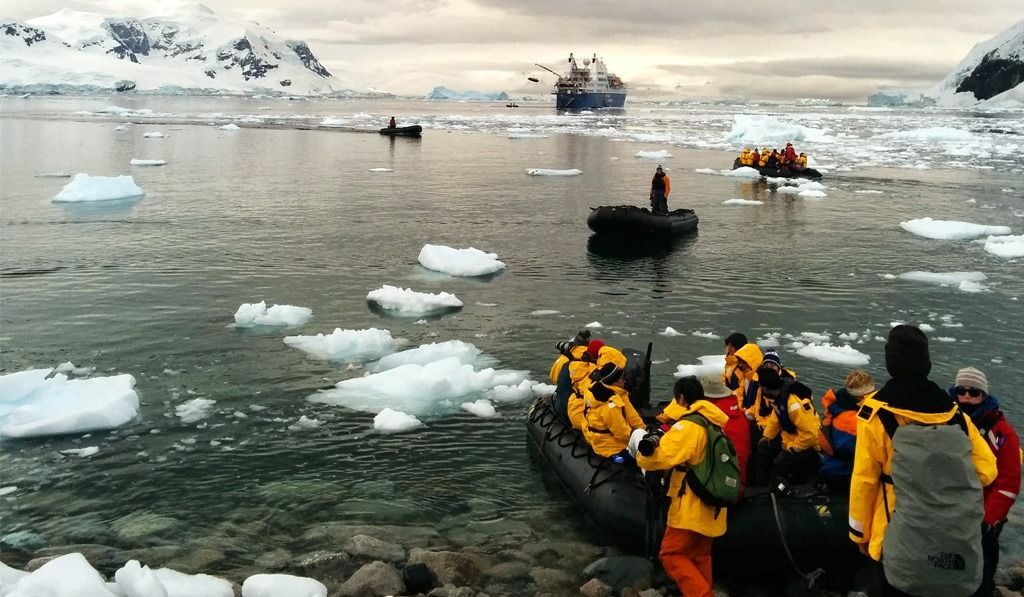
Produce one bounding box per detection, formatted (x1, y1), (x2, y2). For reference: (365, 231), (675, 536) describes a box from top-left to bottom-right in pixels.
(582, 384), (637, 457)
(761, 388), (821, 451)
(740, 149), (751, 165)
(637, 400), (730, 536)
(849, 395), (998, 561)
(657, 397), (686, 424)
(732, 343), (763, 409)
(548, 345), (588, 384)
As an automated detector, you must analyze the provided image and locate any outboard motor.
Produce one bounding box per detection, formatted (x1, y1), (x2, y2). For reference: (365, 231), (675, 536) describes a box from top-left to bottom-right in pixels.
(619, 342), (653, 408)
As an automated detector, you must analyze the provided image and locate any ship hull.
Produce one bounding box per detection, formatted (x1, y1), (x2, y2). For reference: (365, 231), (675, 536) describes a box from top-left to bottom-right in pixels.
(556, 91), (626, 110)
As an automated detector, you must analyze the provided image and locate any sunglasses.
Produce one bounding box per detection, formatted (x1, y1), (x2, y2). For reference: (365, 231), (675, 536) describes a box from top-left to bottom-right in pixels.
(954, 386), (984, 398)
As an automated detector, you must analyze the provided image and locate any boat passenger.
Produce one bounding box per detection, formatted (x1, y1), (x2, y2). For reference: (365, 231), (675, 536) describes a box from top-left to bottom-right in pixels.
(818, 370), (876, 490)
(722, 332), (748, 391)
(388, 116), (396, 129)
(948, 367), (1021, 597)
(740, 148), (752, 166)
(759, 148), (769, 168)
(582, 363), (641, 460)
(767, 149), (779, 169)
(849, 326), (996, 596)
(567, 340), (639, 431)
(701, 371), (751, 493)
(630, 376), (731, 597)
(795, 153), (808, 171)
(784, 142), (798, 163)
(549, 329), (592, 421)
(650, 166), (671, 214)
(752, 355), (821, 493)
(744, 349), (798, 431)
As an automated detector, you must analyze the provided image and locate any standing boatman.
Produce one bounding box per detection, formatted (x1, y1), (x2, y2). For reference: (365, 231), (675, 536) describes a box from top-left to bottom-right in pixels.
(650, 165), (670, 214)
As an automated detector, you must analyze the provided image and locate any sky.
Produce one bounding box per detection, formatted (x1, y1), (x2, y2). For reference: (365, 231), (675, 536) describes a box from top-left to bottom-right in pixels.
(2, 0), (1021, 101)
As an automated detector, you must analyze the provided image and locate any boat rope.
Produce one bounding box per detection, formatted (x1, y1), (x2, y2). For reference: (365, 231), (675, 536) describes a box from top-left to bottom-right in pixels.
(769, 492), (825, 590)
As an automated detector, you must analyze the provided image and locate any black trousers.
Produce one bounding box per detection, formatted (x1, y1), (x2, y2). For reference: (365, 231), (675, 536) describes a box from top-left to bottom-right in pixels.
(651, 191), (667, 213)
(753, 437), (820, 488)
(974, 520), (1004, 597)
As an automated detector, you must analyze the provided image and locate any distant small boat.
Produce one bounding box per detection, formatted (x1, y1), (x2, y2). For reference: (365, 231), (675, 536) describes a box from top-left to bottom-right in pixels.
(732, 158), (822, 180)
(506, 102), (519, 108)
(527, 77), (540, 83)
(379, 125), (422, 137)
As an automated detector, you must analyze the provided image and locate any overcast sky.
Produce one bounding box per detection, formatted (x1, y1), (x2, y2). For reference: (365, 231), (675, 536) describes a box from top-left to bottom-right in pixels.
(3, 0), (1021, 100)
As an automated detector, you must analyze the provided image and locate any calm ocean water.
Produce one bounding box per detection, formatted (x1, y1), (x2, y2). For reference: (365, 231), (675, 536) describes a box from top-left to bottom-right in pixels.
(1, 96), (1022, 583)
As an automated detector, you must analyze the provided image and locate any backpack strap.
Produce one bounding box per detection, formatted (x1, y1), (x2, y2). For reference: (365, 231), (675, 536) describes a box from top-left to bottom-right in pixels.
(672, 413), (710, 497)
(877, 408), (899, 440)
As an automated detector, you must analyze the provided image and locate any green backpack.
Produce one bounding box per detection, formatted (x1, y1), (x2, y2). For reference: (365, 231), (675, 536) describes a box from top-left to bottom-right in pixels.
(676, 413), (742, 508)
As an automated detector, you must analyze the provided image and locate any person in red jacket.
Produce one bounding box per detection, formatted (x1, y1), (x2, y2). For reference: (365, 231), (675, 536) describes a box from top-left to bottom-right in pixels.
(949, 367), (1021, 597)
(700, 371), (751, 494)
(784, 142), (798, 163)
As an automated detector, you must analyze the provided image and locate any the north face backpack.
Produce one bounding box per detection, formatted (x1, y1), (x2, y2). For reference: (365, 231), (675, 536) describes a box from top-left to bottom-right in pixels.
(878, 409), (983, 596)
(677, 413), (742, 508)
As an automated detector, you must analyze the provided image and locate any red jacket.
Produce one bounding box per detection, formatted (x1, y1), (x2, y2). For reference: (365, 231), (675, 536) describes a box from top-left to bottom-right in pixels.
(784, 145), (797, 162)
(974, 408), (1021, 525)
(712, 395), (752, 491)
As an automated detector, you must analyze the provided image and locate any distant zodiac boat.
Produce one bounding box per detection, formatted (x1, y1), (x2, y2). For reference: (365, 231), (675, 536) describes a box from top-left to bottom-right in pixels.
(379, 125), (422, 137)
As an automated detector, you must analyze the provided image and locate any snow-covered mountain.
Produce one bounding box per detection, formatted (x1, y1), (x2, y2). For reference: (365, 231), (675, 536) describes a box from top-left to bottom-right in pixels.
(0, 4), (335, 95)
(868, 19), (1024, 108)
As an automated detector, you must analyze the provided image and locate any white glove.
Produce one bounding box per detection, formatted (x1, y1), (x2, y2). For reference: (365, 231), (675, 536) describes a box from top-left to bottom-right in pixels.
(627, 428), (648, 458)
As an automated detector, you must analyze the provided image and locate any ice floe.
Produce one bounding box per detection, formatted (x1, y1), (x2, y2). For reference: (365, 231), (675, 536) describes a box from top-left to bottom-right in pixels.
(60, 446), (99, 458)
(143, 131), (166, 138)
(899, 217), (1012, 240)
(635, 150), (673, 159)
(674, 355), (725, 378)
(241, 573), (326, 597)
(525, 168), (582, 176)
(366, 285), (463, 316)
(982, 234), (1024, 258)
(368, 167), (393, 172)
(793, 343), (870, 366)
(373, 408), (423, 434)
(53, 174), (145, 202)
(530, 309), (561, 316)
(371, 340), (489, 371)
(461, 399), (497, 418)
(175, 398), (216, 424)
(54, 361), (95, 376)
(0, 369), (139, 439)
(725, 114), (831, 144)
(129, 159), (166, 166)
(896, 271), (988, 290)
(418, 244), (506, 277)
(234, 301), (312, 327)
(584, 321), (603, 328)
(724, 166), (763, 179)
(283, 328), (401, 362)
(723, 199), (763, 206)
(219, 123), (241, 130)
(877, 127), (975, 141)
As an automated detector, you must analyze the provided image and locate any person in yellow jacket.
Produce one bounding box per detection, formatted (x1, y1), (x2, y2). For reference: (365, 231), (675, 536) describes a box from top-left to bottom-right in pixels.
(549, 330), (592, 422)
(740, 148), (751, 166)
(582, 363), (641, 458)
(722, 333), (748, 392)
(568, 340), (642, 431)
(752, 356), (821, 492)
(631, 377), (730, 597)
(758, 148), (769, 168)
(849, 326), (997, 594)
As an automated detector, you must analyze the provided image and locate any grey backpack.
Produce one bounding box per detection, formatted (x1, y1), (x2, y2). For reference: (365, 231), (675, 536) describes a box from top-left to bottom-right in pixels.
(878, 409), (983, 596)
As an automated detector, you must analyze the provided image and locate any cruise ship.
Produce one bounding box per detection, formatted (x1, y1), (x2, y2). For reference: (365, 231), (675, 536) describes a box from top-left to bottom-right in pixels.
(540, 53), (627, 110)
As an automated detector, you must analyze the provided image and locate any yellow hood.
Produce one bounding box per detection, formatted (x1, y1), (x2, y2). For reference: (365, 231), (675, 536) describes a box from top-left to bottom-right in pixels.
(735, 343), (763, 372)
(681, 399), (730, 429)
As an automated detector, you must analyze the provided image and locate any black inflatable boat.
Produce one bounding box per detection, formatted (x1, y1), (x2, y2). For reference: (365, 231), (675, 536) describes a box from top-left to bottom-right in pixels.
(526, 395), (861, 588)
(379, 125), (423, 137)
(587, 205), (698, 237)
(732, 158), (822, 180)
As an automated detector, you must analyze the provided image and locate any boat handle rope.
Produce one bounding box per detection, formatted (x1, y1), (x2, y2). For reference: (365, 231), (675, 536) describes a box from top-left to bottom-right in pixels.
(769, 492), (825, 590)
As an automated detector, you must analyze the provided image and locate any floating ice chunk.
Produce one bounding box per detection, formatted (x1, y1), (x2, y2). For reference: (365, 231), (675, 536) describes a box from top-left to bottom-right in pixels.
(60, 446), (99, 457)
(796, 181), (826, 192)
(674, 355), (725, 378)
(509, 132), (549, 139)
(723, 198), (763, 205)
(725, 114), (831, 144)
(372, 408), (423, 434)
(584, 321), (603, 328)
(899, 218), (1011, 240)
(55, 361), (95, 376)
(855, 190), (884, 195)
(368, 167), (393, 172)
(234, 301), (312, 327)
(53, 173), (145, 202)
(878, 127), (974, 141)
(725, 166), (763, 179)
(936, 337), (957, 343)
(526, 168), (582, 176)
(114, 125), (129, 131)
(242, 573), (327, 597)
(635, 150), (673, 159)
(115, 560), (167, 597)
(532, 383), (556, 396)
(0, 487), (17, 496)
(283, 328), (400, 362)
(919, 323), (936, 332)
(366, 285), (463, 316)
(776, 186), (800, 194)
(288, 415), (321, 430)
(418, 244), (506, 277)
(373, 340), (487, 371)
(660, 327), (683, 337)
(143, 132), (166, 138)
(0, 369), (139, 439)
(154, 567), (234, 597)
(176, 398), (216, 424)
(35, 172), (72, 178)
(491, 379), (536, 403)
(799, 332), (832, 343)
(897, 271), (988, 289)
(312, 357), (529, 416)
(530, 309), (561, 316)
(982, 234), (1024, 258)
(958, 280), (988, 293)
(795, 343), (870, 366)
(692, 331), (721, 339)
(694, 168), (717, 174)
(883, 274), (897, 279)
(799, 189), (827, 199)
(461, 399), (497, 418)
(11, 553), (118, 597)
(219, 123), (241, 130)
(130, 159), (166, 166)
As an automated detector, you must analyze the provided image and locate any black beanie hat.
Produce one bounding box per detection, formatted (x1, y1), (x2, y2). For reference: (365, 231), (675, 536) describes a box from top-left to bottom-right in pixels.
(885, 325), (931, 378)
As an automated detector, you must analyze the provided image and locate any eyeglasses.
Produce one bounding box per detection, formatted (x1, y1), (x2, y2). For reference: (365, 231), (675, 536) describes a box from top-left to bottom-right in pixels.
(954, 386), (984, 398)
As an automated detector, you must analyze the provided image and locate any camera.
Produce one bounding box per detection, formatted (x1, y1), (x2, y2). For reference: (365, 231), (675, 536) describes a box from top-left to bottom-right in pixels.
(638, 428), (666, 457)
(555, 341), (574, 355)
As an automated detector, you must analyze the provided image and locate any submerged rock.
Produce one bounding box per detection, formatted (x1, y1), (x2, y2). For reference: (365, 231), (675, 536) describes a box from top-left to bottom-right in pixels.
(580, 577), (613, 597)
(333, 560), (404, 597)
(408, 548), (485, 587)
(342, 534), (405, 563)
(111, 512), (183, 546)
(582, 555), (653, 592)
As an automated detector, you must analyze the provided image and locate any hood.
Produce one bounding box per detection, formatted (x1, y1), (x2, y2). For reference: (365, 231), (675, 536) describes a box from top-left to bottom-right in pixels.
(682, 399), (730, 428)
(873, 377), (959, 422)
(735, 343), (763, 372)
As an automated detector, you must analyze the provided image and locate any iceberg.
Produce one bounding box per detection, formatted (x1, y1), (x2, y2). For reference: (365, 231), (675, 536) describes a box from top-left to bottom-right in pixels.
(0, 369), (139, 439)
(426, 86), (508, 101)
(418, 244), (505, 277)
(283, 327), (400, 362)
(53, 173), (145, 202)
(366, 285), (463, 316)
(234, 301), (312, 327)
(725, 114), (831, 144)
(525, 168), (582, 176)
(899, 217), (1012, 240)
(795, 343), (870, 366)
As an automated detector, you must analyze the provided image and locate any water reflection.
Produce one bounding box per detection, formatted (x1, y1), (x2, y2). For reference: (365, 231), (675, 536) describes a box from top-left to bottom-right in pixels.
(586, 231), (698, 260)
